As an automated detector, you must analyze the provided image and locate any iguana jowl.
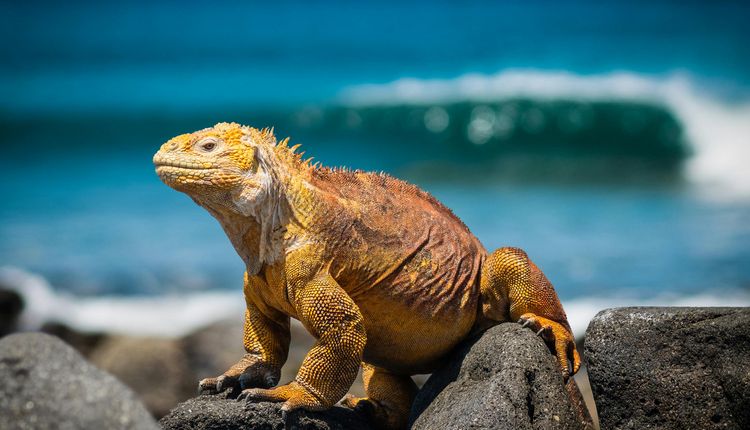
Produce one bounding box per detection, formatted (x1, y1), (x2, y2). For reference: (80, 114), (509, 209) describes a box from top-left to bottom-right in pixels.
(153, 122), (580, 429)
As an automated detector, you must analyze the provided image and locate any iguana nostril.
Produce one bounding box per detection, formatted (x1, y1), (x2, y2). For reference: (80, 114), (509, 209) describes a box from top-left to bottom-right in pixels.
(170, 142), (178, 150)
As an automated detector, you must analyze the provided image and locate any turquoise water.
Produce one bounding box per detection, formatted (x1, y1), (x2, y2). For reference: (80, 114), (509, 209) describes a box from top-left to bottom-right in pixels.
(1, 1), (749, 328)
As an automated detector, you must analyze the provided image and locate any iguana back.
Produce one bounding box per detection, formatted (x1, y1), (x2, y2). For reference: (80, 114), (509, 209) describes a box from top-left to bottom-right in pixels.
(308, 168), (486, 317)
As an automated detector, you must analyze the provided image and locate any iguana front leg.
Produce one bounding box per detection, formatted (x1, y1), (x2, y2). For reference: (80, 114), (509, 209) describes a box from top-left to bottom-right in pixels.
(480, 247), (581, 377)
(238, 268), (366, 412)
(199, 274), (290, 394)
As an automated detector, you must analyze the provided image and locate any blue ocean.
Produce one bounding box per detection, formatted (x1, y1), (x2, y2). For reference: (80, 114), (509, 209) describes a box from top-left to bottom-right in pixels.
(1, 1), (749, 335)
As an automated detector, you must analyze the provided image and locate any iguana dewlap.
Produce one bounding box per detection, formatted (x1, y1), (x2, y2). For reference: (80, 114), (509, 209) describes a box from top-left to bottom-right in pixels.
(153, 122), (580, 429)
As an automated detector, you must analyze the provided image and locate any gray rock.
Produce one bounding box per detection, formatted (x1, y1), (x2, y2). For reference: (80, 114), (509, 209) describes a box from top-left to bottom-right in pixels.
(159, 392), (375, 430)
(585, 307), (750, 430)
(409, 323), (593, 430)
(0, 332), (159, 430)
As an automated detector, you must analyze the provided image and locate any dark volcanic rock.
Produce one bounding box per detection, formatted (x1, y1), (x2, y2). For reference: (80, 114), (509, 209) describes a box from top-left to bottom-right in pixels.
(585, 307), (750, 430)
(159, 392), (375, 430)
(409, 323), (593, 430)
(0, 332), (159, 430)
(0, 288), (23, 337)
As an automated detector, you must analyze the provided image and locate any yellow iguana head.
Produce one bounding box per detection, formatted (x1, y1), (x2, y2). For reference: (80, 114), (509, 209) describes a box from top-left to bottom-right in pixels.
(153, 122), (283, 209)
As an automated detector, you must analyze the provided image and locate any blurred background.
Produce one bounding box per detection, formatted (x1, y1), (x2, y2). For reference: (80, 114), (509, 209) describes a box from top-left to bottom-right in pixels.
(1, 1), (749, 412)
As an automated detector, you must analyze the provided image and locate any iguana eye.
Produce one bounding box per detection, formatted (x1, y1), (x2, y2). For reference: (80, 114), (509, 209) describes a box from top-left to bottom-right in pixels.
(195, 138), (220, 153)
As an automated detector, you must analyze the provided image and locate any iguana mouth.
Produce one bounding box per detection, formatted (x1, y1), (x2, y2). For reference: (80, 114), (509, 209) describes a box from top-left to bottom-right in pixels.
(153, 154), (217, 171)
(155, 163), (213, 171)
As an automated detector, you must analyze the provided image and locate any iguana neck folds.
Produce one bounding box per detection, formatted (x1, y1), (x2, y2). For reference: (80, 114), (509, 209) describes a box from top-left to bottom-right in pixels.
(204, 144), (315, 275)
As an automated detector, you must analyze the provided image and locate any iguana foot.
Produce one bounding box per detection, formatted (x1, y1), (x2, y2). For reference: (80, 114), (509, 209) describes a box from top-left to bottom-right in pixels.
(198, 355), (279, 395)
(339, 364), (415, 429)
(342, 395), (407, 430)
(518, 313), (581, 378)
(342, 394), (377, 418)
(199, 375), (239, 395)
(237, 381), (326, 412)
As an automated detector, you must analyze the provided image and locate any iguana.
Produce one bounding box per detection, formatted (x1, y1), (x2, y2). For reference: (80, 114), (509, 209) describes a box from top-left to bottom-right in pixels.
(153, 122), (580, 429)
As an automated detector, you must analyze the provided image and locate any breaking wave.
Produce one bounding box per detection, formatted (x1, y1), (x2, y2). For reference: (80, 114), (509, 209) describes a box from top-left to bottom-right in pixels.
(6, 70), (748, 197)
(336, 70), (750, 198)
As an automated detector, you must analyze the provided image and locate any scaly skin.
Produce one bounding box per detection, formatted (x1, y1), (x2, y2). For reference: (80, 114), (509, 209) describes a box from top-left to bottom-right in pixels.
(153, 122), (581, 429)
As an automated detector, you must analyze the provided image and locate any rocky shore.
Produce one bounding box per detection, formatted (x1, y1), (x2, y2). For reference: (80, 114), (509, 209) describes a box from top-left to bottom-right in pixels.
(159, 323), (593, 430)
(1, 284), (748, 430)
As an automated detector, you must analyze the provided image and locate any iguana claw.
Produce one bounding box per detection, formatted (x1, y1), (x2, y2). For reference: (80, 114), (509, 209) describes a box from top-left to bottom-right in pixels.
(341, 394), (377, 415)
(198, 355), (280, 396)
(237, 381), (325, 412)
(199, 374), (239, 395)
(517, 313), (581, 378)
(215, 375), (228, 392)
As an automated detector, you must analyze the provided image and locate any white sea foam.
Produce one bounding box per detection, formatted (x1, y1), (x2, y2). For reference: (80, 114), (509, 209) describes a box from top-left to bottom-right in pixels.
(342, 70), (750, 200)
(0, 266), (243, 337)
(2, 266), (748, 339)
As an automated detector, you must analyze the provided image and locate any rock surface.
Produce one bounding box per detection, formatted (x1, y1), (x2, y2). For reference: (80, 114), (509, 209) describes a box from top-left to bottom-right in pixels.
(0, 332), (159, 430)
(40, 321), (104, 358)
(180, 319), (246, 383)
(585, 307), (750, 430)
(17, 317), (323, 419)
(89, 335), (195, 418)
(409, 323), (593, 430)
(159, 392), (375, 430)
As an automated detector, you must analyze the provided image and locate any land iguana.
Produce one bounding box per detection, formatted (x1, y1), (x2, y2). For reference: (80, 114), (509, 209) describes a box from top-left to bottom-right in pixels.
(153, 122), (581, 429)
